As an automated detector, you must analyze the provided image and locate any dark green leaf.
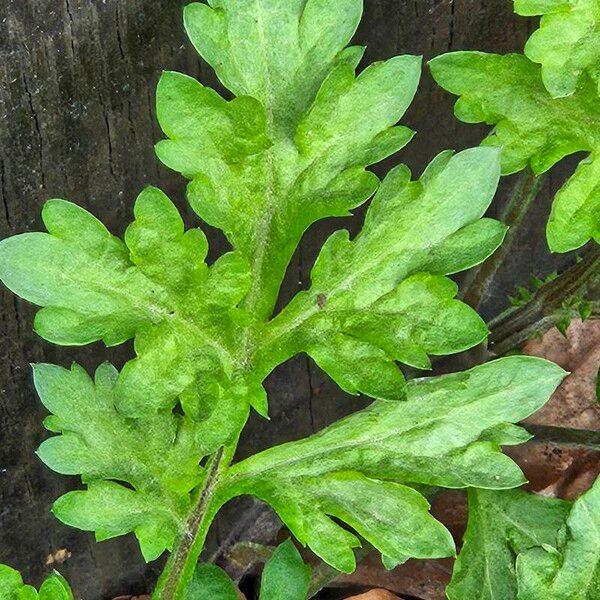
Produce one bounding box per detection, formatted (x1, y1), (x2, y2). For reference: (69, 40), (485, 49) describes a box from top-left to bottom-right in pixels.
(259, 540), (310, 600)
(447, 488), (570, 600)
(185, 564), (239, 600)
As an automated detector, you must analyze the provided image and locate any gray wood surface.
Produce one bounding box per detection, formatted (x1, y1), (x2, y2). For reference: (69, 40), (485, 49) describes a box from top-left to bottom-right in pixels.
(0, 1), (574, 596)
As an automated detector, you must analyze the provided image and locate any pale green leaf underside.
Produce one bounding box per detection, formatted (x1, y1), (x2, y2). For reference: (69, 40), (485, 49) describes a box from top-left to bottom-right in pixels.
(259, 148), (505, 399)
(34, 362), (215, 562)
(223, 357), (566, 573)
(0, 565), (72, 600)
(158, 0), (422, 319)
(429, 51), (600, 252)
(447, 488), (570, 600)
(516, 475), (600, 599)
(515, 0), (600, 98)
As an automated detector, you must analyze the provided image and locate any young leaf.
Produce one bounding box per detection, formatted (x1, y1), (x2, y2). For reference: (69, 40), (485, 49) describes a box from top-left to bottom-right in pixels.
(0, 187), (259, 418)
(33, 361), (228, 561)
(258, 148), (504, 399)
(184, 0), (363, 133)
(157, 0), (421, 319)
(259, 539), (311, 600)
(447, 488), (570, 600)
(429, 47), (600, 252)
(516, 475), (600, 599)
(0, 566), (72, 600)
(220, 357), (566, 573)
(38, 573), (73, 600)
(514, 0), (600, 98)
(184, 564), (239, 600)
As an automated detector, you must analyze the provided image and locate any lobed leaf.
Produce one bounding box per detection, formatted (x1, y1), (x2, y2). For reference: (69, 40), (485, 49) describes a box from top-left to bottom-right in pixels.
(514, 0), (600, 98)
(0, 566), (72, 600)
(0, 187), (262, 418)
(516, 475), (600, 599)
(157, 0), (422, 319)
(429, 47), (600, 252)
(221, 357), (566, 573)
(258, 148), (505, 399)
(447, 488), (570, 600)
(33, 362), (228, 561)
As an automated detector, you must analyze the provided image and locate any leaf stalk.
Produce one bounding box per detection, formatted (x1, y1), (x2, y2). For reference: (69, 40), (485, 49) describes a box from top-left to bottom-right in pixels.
(152, 446), (230, 600)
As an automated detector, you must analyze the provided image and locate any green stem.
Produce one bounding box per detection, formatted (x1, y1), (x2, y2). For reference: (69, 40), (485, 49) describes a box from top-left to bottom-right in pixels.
(488, 245), (600, 356)
(152, 446), (230, 600)
(525, 424), (600, 451)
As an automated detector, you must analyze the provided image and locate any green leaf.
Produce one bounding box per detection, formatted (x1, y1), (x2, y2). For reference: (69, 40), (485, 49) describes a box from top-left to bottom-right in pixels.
(260, 540), (311, 600)
(429, 49), (600, 252)
(0, 566), (72, 600)
(221, 357), (565, 573)
(38, 573), (73, 600)
(516, 475), (600, 599)
(514, 0), (600, 98)
(447, 488), (570, 600)
(259, 148), (504, 399)
(0, 187), (258, 417)
(184, 0), (363, 134)
(157, 1), (422, 319)
(185, 564), (239, 600)
(548, 153), (600, 252)
(34, 362), (227, 561)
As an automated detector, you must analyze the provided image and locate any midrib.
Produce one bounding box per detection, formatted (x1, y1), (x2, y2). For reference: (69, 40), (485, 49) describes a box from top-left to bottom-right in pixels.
(240, 0), (279, 323)
(225, 379), (535, 483)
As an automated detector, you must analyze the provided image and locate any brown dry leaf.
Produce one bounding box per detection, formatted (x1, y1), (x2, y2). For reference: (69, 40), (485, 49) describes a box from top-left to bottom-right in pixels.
(335, 553), (452, 600)
(523, 319), (600, 430)
(345, 590), (400, 600)
(44, 548), (71, 566)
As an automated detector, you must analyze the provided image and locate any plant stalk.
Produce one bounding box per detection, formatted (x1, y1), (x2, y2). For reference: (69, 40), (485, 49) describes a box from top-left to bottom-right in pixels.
(525, 424), (600, 451)
(152, 446), (229, 600)
(488, 245), (600, 356)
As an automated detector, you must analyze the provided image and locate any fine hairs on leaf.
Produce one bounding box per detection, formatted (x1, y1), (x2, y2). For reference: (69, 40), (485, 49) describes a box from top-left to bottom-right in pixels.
(429, 0), (600, 253)
(0, 1), (573, 599)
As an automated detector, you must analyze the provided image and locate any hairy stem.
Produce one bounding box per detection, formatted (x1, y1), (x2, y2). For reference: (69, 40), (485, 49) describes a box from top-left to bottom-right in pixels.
(461, 170), (544, 310)
(488, 245), (600, 356)
(153, 446), (230, 600)
(525, 424), (600, 451)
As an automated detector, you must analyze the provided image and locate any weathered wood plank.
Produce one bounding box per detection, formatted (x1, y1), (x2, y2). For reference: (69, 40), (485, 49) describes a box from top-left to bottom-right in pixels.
(0, 1), (573, 596)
